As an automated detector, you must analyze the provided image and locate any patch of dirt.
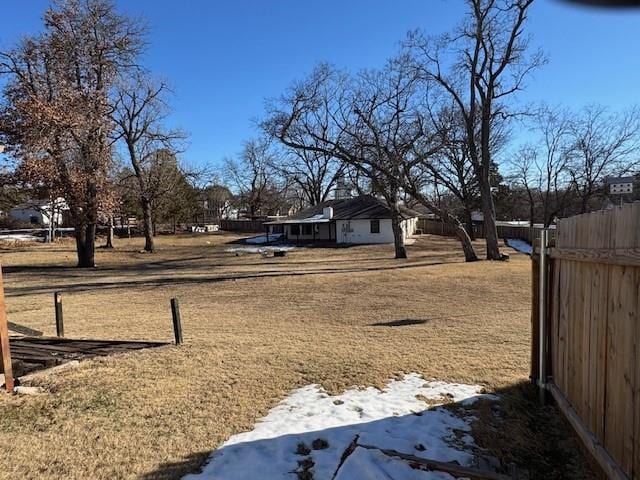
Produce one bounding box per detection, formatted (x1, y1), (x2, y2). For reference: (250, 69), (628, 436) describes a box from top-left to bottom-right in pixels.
(467, 383), (597, 480)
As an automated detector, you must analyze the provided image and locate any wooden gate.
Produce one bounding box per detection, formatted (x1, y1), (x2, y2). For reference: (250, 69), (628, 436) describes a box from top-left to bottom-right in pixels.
(533, 203), (640, 479)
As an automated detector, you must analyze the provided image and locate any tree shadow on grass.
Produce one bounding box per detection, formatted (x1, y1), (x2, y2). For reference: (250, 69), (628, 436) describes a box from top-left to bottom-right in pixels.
(4, 259), (450, 297)
(369, 319), (429, 327)
(140, 452), (210, 480)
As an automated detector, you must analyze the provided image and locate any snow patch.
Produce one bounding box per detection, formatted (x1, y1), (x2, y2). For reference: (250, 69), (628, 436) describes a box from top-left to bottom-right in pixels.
(225, 245), (296, 254)
(245, 233), (284, 244)
(185, 373), (495, 480)
(506, 238), (532, 255)
(0, 233), (42, 242)
(336, 447), (455, 480)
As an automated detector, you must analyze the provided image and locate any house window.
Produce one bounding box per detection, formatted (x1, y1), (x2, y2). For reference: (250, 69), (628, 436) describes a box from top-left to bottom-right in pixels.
(302, 224), (312, 235)
(290, 225), (300, 236)
(370, 219), (380, 234)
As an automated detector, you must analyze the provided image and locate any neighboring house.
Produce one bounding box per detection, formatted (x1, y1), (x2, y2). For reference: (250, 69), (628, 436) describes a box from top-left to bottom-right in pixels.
(9, 198), (68, 226)
(604, 175), (637, 207)
(264, 195), (418, 245)
(605, 176), (634, 195)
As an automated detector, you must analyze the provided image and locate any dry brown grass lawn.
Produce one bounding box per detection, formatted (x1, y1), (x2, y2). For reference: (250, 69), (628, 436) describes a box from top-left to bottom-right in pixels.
(0, 233), (592, 479)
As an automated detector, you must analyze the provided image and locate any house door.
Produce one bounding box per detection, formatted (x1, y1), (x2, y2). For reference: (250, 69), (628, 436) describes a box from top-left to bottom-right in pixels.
(341, 221), (353, 243)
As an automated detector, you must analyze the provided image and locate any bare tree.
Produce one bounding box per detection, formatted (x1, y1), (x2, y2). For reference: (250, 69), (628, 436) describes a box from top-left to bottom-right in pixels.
(406, 0), (544, 260)
(567, 105), (640, 213)
(402, 177), (479, 261)
(271, 147), (345, 206)
(266, 60), (482, 260)
(510, 107), (574, 227)
(396, 103), (478, 262)
(112, 74), (185, 252)
(225, 139), (287, 217)
(0, 0), (144, 267)
(265, 61), (428, 259)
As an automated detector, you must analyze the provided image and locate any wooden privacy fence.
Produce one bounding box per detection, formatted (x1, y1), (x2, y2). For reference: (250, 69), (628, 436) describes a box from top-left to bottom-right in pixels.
(219, 219), (266, 233)
(417, 218), (547, 243)
(532, 203), (640, 480)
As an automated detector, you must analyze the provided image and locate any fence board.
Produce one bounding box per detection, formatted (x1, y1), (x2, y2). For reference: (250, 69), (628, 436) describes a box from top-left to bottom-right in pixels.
(543, 203), (640, 480)
(416, 218), (545, 244)
(635, 268), (640, 480)
(219, 219), (266, 233)
(604, 264), (636, 474)
(589, 261), (608, 441)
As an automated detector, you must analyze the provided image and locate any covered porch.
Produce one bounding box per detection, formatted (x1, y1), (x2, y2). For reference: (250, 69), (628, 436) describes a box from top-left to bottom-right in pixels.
(264, 217), (337, 244)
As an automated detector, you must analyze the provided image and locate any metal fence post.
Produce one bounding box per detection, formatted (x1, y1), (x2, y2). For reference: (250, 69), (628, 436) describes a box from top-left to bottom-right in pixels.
(538, 229), (549, 404)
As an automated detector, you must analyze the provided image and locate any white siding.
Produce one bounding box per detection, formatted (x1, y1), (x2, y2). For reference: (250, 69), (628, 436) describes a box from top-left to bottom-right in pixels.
(269, 217), (417, 245)
(9, 207), (51, 226)
(336, 218), (416, 244)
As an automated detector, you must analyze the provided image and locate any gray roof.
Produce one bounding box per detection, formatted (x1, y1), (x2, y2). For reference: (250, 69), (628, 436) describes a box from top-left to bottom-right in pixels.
(605, 176), (635, 184)
(266, 195), (418, 224)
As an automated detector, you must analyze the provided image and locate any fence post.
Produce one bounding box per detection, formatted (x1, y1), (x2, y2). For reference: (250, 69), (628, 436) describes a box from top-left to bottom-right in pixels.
(170, 298), (183, 345)
(530, 243), (540, 384)
(54, 292), (64, 337)
(538, 229), (549, 404)
(0, 264), (14, 392)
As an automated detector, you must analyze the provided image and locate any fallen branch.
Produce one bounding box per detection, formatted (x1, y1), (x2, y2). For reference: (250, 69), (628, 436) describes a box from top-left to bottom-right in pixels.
(357, 443), (514, 480)
(331, 434), (359, 480)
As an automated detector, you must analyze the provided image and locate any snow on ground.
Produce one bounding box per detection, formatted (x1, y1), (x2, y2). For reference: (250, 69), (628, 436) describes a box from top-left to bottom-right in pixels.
(245, 233), (284, 244)
(506, 238), (532, 255)
(0, 233), (42, 242)
(336, 448), (455, 480)
(186, 373), (496, 480)
(225, 245), (296, 254)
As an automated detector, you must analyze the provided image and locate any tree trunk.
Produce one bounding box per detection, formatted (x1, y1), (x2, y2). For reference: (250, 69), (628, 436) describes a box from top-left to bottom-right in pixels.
(452, 219), (478, 262)
(464, 209), (475, 241)
(142, 197), (155, 252)
(76, 223), (96, 268)
(434, 209), (478, 262)
(390, 208), (407, 259)
(403, 188), (479, 262)
(529, 201), (534, 230)
(580, 193), (589, 214)
(104, 216), (114, 249)
(479, 182), (502, 260)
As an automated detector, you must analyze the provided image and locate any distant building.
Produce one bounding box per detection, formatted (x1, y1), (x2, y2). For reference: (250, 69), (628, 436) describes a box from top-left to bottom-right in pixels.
(9, 198), (68, 226)
(606, 176), (634, 195)
(265, 195), (418, 245)
(604, 175), (637, 207)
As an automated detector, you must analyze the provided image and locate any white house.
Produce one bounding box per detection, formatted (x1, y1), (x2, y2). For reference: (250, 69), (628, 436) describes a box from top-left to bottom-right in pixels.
(264, 195), (418, 245)
(606, 176), (634, 195)
(9, 198), (68, 226)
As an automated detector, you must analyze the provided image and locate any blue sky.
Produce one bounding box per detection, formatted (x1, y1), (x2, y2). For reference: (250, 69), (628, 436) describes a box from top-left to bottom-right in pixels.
(1, 0), (639, 170)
